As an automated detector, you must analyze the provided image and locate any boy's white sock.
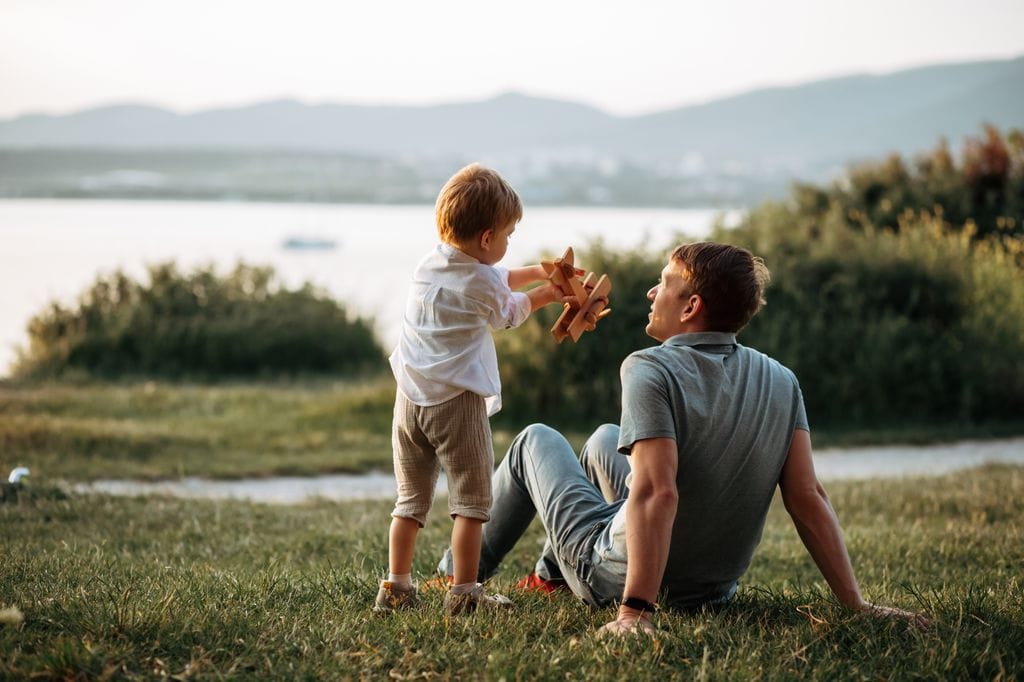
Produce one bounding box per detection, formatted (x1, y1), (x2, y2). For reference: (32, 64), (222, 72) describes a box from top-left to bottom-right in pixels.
(387, 573), (413, 590)
(450, 581), (478, 595)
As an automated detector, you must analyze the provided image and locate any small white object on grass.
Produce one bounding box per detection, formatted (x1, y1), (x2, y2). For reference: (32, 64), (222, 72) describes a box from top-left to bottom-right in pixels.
(8, 467), (29, 484)
(0, 606), (24, 626)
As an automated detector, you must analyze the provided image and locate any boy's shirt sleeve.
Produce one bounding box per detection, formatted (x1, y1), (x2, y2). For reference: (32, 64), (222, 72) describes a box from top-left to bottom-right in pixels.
(485, 266), (531, 330)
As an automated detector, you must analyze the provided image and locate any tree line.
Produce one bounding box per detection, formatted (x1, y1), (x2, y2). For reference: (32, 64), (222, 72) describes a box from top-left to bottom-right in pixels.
(496, 125), (1024, 429)
(15, 126), (1024, 432)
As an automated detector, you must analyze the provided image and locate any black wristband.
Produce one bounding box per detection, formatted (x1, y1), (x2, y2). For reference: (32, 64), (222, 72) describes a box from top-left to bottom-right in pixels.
(622, 596), (657, 613)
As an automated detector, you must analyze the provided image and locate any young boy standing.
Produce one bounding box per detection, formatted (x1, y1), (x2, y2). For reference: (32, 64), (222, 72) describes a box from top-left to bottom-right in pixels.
(376, 163), (566, 616)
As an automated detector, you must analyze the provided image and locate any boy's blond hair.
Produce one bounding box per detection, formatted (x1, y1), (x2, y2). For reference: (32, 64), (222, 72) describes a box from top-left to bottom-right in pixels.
(435, 163), (523, 245)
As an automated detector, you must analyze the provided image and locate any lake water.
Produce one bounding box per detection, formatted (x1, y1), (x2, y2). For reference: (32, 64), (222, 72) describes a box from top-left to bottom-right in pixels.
(0, 199), (734, 376)
(70, 436), (1024, 504)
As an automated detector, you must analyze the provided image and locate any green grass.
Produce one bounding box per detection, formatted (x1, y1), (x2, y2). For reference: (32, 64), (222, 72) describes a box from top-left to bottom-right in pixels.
(0, 377), (400, 481)
(1, 466), (1022, 679)
(3, 378), (1023, 483)
(0, 378), (549, 482)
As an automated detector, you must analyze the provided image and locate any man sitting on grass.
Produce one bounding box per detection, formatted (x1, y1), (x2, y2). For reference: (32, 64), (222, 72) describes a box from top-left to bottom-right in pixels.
(437, 241), (929, 635)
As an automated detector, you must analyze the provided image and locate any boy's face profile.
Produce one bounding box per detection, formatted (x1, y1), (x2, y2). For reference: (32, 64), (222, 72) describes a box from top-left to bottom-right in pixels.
(480, 220), (516, 265)
(463, 219), (515, 265)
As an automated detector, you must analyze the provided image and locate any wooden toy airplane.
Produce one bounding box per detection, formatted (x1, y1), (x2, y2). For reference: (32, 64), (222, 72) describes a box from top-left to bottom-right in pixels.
(541, 247), (612, 343)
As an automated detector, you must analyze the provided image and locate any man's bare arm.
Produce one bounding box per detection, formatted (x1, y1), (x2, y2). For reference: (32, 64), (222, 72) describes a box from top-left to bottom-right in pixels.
(779, 429), (866, 608)
(598, 436), (678, 636)
(780, 429), (929, 625)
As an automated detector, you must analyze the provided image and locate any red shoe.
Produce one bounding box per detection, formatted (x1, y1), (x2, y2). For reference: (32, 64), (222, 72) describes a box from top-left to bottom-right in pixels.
(515, 571), (570, 594)
(422, 574), (453, 593)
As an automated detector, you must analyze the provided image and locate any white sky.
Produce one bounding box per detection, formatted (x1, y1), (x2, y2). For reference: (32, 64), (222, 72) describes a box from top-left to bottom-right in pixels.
(1, 0), (1023, 120)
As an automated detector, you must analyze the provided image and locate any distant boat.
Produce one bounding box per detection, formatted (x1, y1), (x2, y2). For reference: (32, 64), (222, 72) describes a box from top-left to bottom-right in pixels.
(281, 236), (338, 250)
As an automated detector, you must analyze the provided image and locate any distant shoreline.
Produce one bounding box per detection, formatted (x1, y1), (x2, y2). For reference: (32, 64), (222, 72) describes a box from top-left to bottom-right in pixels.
(0, 194), (745, 211)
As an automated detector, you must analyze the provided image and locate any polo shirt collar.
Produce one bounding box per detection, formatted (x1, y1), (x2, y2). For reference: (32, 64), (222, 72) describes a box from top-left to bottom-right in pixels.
(664, 331), (737, 348)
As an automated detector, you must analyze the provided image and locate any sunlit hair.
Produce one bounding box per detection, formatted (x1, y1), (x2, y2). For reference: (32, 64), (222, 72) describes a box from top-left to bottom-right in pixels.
(670, 242), (770, 332)
(435, 163), (523, 245)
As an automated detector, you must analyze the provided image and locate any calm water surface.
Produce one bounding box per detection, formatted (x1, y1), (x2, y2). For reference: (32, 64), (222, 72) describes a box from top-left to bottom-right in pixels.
(0, 199), (732, 375)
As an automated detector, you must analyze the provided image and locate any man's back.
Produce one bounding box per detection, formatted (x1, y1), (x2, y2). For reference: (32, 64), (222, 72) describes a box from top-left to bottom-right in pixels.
(618, 331), (808, 607)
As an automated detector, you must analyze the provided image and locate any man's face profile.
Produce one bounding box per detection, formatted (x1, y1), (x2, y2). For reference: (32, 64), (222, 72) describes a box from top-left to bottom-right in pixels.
(645, 259), (692, 342)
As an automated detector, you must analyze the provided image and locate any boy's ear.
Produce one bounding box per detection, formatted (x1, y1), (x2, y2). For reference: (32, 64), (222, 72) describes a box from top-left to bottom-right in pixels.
(479, 228), (495, 251)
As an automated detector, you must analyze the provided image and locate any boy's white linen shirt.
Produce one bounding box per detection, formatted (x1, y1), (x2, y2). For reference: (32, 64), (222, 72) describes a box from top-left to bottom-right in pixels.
(389, 243), (531, 416)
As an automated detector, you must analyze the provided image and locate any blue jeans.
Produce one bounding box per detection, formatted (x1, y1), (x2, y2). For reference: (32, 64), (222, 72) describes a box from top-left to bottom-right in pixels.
(437, 423), (631, 607)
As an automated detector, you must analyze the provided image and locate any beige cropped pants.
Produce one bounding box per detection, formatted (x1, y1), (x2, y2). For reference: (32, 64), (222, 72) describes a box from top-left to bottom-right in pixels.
(391, 390), (493, 526)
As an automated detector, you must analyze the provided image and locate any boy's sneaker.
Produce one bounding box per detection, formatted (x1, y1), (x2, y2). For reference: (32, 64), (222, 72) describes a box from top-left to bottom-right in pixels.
(515, 571), (570, 595)
(444, 583), (514, 616)
(373, 581), (421, 614)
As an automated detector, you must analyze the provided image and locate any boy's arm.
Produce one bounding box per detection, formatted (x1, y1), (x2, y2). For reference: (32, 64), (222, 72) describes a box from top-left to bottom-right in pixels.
(525, 283), (565, 312)
(507, 265), (547, 290)
(491, 281), (565, 331)
(507, 264), (569, 313)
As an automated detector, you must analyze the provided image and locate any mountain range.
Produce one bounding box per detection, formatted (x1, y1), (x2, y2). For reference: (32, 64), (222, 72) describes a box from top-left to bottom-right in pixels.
(1, 56), (1022, 206)
(4, 56), (1023, 166)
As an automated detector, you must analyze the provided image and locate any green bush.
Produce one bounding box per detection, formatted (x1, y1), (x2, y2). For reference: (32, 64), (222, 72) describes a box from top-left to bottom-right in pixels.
(792, 125), (1024, 240)
(13, 263), (385, 379)
(715, 202), (1024, 426)
(496, 132), (1024, 431)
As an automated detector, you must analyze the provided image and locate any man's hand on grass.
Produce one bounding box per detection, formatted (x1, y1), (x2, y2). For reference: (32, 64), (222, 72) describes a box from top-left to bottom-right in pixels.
(861, 603), (932, 629)
(596, 606), (657, 638)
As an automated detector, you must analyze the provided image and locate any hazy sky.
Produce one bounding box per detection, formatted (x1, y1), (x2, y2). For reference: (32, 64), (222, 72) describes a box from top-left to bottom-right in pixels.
(2, 0), (1022, 120)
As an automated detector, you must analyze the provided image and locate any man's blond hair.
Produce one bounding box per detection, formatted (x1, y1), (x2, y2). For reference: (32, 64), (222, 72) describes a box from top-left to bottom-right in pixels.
(435, 163), (523, 245)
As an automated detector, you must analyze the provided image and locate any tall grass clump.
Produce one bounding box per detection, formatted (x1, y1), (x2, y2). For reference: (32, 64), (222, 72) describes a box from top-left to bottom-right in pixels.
(12, 262), (385, 380)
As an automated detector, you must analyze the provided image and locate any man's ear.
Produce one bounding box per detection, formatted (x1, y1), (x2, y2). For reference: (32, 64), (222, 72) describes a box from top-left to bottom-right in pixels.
(680, 294), (703, 323)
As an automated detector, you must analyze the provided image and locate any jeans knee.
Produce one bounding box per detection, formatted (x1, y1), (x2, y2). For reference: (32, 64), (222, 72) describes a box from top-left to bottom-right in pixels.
(510, 423), (562, 467)
(587, 423), (619, 451)
(520, 423), (560, 447)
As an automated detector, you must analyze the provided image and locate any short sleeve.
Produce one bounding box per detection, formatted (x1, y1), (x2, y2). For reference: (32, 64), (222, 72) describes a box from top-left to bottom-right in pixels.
(618, 353), (678, 454)
(793, 376), (809, 432)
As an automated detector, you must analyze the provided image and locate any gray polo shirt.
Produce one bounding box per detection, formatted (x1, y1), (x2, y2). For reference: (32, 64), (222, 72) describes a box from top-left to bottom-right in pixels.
(617, 331), (808, 608)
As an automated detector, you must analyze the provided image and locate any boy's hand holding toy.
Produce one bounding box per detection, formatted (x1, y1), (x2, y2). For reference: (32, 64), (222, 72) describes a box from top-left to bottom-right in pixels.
(540, 247), (612, 343)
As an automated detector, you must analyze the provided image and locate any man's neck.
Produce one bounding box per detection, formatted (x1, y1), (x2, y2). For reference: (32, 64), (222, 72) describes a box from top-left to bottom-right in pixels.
(676, 320), (712, 336)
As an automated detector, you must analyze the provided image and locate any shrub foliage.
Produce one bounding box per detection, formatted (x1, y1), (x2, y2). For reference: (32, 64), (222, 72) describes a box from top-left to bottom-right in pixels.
(13, 127), (1024, 432)
(727, 214), (1024, 426)
(790, 124), (1024, 240)
(13, 262), (385, 379)
(497, 126), (1024, 430)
